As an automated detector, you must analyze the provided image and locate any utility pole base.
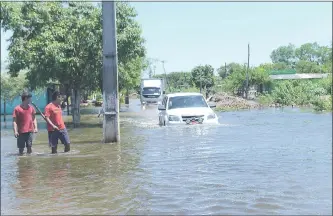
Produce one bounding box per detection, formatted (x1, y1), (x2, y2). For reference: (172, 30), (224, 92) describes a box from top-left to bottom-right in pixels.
(103, 114), (120, 143)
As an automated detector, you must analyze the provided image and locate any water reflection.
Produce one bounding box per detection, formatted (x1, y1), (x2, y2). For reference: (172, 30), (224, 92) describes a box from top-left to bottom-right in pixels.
(1, 100), (332, 215)
(10, 125), (149, 215)
(16, 158), (37, 199)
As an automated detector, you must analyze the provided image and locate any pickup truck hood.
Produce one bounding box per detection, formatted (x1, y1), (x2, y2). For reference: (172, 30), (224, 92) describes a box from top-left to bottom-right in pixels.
(167, 107), (213, 116)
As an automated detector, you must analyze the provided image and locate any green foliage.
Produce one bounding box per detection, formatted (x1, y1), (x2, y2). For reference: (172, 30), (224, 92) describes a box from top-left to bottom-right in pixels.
(0, 73), (28, 103)
(217, 62), (243, 79)
(271, 80), (311, 105)
(270, 42), (332, 73)
(220, 64), (271, 94)
(295, 60), (321, 73)
(95, 92), (103, 101)
(251, 67), (271, 87)
(270, 43), (296, 66)
(316, 74), (332, 94)
(312, 96), (332, 112)
(266, 79), (331, 108)
(221, 64), (247, 93)
(257, 94), (274, 106)
(191, 65), (215, 90)
(154, 71), (192, 92)
(1, 2), (146, 93)
(119, 56), (147, 91)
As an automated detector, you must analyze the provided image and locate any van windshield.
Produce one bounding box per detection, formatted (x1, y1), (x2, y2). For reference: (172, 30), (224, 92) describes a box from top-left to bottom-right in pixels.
(142, 87), (161, 95)
(168, 95), (208, 110)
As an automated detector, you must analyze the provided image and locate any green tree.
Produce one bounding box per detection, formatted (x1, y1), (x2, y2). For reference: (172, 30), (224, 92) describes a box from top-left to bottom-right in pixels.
(0, 73), (28, 122)
(295, 60), (321, 73)
(295, 42), (331, 64)
(191, 65), (215, 97)
(270, 43), (296, 66)
(1, 2), (146, 126)
(217, 62), (243, 79)
(251, 66), (272, 93)
(154, 71), (192, 92)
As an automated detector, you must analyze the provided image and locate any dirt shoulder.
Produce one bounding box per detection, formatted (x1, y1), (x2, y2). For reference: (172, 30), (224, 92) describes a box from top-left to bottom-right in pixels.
(209, 92), (260, 110)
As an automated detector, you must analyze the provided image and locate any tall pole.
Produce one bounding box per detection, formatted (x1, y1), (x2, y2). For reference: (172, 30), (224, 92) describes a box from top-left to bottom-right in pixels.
(153, 65), (156, 77)
(224, 62), (227, 78)
(245, 43), (250, 99)
(148, 65), (152, 78)
(161, 60), (169, 91)
(200, 71), (202, 93)
(102, 2), (120, 143)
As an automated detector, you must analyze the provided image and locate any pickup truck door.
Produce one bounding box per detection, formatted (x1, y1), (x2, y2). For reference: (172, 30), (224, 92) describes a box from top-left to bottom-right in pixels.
(159, 96), (167, 125)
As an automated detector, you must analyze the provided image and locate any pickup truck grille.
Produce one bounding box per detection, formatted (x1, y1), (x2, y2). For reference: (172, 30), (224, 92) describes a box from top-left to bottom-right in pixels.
(181, 115), (204, 122)
(143, 95), (160, 98)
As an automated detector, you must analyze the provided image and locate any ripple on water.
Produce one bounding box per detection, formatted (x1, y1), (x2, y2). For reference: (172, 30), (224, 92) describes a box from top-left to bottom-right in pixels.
(1, 104), (332, 215)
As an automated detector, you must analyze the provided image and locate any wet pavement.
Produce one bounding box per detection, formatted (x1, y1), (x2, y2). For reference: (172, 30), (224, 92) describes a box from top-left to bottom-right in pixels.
(1, 100), (332, 215)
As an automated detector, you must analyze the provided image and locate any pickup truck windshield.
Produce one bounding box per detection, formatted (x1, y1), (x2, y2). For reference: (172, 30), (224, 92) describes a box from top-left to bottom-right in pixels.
(168, 95), (208, 109)
(142, 87), (161, 95)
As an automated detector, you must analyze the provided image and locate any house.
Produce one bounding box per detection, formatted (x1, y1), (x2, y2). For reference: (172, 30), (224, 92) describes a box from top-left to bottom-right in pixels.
(252, 72), (330, 98)
(0, 84), (62, 115)
(269, 73), (329, 80)
(1, 90), (48, 115)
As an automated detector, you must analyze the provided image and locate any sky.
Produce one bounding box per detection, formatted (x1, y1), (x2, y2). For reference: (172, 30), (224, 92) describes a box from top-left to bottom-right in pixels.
(1, 2), (332, 75)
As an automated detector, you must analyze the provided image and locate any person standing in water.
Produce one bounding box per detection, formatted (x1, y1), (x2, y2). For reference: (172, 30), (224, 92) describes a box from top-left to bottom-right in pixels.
(13, 92), (38, 155)
(44, 91), (71, 154)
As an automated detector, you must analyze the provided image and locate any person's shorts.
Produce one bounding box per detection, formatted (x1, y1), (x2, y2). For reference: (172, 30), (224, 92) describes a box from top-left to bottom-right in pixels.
(48, 128), (70, 148)
(17, 132), (33, 149)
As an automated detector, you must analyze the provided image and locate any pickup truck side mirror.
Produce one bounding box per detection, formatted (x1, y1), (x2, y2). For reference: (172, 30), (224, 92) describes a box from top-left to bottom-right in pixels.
(208, 102), (216, 108)
(158, 105), (166, 111)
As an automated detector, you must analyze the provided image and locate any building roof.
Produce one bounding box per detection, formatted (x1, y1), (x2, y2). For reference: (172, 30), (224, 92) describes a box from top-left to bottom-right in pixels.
(269, 73), (329, 80)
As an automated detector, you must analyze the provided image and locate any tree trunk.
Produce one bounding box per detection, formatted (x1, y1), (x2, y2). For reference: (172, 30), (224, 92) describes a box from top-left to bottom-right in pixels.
(125, 88), (129, 105)
(66, 93), (70, 116)
(205, 85), (209, 99)
(3, 100), (6, 123)
(71, 89), (81, 127)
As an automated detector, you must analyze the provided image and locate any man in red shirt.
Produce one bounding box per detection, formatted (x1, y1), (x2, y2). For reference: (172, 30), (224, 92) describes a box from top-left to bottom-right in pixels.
(13, 92), (38, 155)
(44, 91), (71, 154)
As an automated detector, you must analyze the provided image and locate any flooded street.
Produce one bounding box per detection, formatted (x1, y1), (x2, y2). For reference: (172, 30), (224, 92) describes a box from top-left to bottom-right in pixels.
(1, 100), (332, 215)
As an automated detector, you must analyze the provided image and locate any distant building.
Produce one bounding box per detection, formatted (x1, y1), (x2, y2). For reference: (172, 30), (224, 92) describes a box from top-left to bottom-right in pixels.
(0, 83), (62, 115)
(1, 90), (48, 115)
(253, 72), (330, 98)
(269, 73), (329, 80)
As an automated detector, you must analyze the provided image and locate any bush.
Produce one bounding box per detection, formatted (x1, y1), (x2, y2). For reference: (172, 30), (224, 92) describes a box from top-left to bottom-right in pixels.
(270, 80), (327, 106)
(312, 96), (332, 112)
(258, 94), (274, 105)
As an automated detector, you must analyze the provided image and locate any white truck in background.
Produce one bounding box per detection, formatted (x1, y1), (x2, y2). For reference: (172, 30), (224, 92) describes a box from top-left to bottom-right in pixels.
(140, 78), (165, 105)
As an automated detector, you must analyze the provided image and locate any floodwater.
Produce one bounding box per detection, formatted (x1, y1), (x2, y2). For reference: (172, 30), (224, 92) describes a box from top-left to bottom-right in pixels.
(1, 100), (332, 215)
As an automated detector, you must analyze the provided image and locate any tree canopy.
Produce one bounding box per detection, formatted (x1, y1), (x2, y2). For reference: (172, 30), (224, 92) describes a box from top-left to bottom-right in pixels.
(269, 42), (332, 73)
(191, 65), (215, 90)
(0, 72), (28, 103)
(0, 2), (146, 92)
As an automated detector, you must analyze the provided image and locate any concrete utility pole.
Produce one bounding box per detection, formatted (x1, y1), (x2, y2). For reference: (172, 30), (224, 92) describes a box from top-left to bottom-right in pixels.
(245, 43), (250, 99)
(224, 62), (227, 77)
(161, 60), (169, 91)
(200, 70), (202, 93)
(102, 2), (120, 143)
(153, 65), (156, 77)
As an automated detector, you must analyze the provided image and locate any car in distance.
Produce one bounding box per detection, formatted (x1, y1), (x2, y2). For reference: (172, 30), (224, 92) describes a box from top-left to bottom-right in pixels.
(158, 92), (219, 126)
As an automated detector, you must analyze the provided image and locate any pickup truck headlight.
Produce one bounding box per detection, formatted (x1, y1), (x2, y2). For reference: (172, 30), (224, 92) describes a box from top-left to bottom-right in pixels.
(168, 115), (180, 121)
(207, 113), (216, 120)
